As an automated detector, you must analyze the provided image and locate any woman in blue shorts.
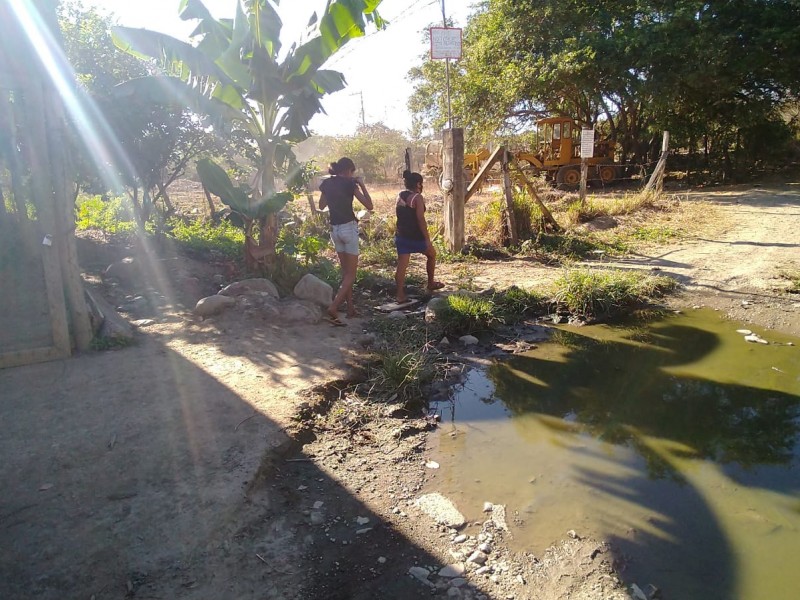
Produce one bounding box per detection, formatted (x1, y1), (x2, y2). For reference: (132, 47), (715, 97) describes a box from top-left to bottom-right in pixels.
(319, 157), (373, 325)
(394, 170), (444, 303)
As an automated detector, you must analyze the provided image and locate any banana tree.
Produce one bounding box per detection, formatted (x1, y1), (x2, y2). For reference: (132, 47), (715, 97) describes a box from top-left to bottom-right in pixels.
(112, 0), (384, 266)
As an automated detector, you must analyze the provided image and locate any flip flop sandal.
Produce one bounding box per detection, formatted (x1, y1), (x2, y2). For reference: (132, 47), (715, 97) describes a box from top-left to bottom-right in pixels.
(427, 282), (445, 291)
(324, 316), (347, 327)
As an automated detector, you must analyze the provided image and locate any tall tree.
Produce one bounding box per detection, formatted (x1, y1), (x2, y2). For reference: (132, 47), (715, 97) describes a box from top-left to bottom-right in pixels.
(112, 0), (384, 267)
(409, 0), (800, 176)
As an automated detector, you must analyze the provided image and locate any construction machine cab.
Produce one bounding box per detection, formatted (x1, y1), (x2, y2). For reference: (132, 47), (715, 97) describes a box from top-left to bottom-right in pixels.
(537, 117), (576, 163)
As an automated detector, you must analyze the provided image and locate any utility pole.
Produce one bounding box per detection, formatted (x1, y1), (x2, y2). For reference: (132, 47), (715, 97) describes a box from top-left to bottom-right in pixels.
(441, 0), (452, 129)
(349, 91), (366, 128)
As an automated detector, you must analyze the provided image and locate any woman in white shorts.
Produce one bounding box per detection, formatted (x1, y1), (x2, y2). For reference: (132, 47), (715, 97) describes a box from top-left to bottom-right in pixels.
(319, 157), (373, 325)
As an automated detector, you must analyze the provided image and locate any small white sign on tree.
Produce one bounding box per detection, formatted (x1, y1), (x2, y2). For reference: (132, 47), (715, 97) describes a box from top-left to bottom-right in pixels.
(580, 129), (595, 158)
(430, 27), (462, 59)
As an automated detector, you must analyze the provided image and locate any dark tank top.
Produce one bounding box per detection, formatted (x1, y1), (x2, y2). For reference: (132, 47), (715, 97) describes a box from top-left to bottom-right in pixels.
(320, 176), (357, 225)
(396, 191), (424, 240)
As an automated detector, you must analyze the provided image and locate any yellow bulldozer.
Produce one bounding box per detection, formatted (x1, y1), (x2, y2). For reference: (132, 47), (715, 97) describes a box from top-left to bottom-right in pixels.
(515, 117), (619, 187)
(423, 117), (620, 189)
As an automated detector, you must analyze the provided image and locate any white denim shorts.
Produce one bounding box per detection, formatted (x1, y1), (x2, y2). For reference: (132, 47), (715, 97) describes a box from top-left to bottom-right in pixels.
(330, 220), (359, 255)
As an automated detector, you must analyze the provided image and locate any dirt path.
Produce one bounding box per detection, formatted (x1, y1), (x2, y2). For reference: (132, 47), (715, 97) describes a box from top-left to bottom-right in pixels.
(1, 182), (798, 600)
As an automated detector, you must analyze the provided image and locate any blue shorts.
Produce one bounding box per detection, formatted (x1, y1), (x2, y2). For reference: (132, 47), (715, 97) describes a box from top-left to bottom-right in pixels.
(331, 221), (359, 255)
(395, 236), (428, 255)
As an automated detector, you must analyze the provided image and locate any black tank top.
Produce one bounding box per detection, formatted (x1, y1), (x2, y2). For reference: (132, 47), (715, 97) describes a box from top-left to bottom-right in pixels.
(320, 176), (357, 225)
(396, 190), (424, 240)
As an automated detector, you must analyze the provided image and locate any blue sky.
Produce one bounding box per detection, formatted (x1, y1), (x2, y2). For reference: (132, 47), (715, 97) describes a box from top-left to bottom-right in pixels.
(85, 0), (475, 136)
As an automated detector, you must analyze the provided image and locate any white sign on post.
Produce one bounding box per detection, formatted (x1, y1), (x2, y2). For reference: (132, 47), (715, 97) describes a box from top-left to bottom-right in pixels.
(580, 129), (595, 158)
(430, 27), (462, 59)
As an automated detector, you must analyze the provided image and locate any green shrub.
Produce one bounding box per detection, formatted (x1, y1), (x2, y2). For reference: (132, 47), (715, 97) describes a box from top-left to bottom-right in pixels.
(492, 286), (547, 321)
(360, 236), (397, 267)
(551, 268), (677, 319)
(437, 293), (496, 334)
(168, 218), (245, 259)
(76, 196), (136, 235)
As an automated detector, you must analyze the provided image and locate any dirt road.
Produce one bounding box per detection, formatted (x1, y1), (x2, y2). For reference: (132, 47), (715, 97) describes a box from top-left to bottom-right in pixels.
(1, 182), (798, 599)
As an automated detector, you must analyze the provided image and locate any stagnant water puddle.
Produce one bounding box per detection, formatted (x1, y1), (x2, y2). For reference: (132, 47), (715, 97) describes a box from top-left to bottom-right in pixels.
(429, 309), (799, 600)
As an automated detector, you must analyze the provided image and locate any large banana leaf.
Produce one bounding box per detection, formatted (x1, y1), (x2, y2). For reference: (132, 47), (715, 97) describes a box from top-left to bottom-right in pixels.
(197, 158), (293, 218)
(112, 76), (251, 133)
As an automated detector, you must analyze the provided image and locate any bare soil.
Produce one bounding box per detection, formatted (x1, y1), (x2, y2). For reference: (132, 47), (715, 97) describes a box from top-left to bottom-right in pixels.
(1, 182), (798, 600)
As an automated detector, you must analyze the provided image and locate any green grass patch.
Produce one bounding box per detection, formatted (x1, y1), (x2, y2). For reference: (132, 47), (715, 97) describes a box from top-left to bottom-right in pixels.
(551, 268), (678, 319)
(436, 293), (496, 335)
(360, 236), (397, 268)
(629, 225), (681, 243)
(491, 286), (548, 322)
(523, 232), (628, 261)
(76, 195), (136, 236)
(168, 218), (244, 259)
(778, 268), (800, 293)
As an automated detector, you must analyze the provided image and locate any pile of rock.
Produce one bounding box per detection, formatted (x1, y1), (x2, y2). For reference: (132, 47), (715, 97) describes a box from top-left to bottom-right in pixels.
(193, 274), (333, 325)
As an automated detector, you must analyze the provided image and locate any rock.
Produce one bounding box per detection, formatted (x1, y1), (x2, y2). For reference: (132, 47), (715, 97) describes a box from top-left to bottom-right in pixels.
(293, 273), (333, 307)
(478, 542), (492, 554)
(483, 502), (494, 512)
(736, 329), (753, 335)
(212, 274), (225, 285)
(460, 335), (479, 346)
(356, 527), (372, 535)
(356, 516), (370, 525)
(313, 500), (324, 509)
(631, 583), (648, 600)
(567, 529), (580, 539)
(425, 461), (440, 469)
(280, 301), (322, 324)
(377, 557), (387, 564)
(85, 289), (135, 343)
(219, 278), (279, 299)
(467, 551), (488, 565)
(439, 336), (451, 347)
(259, 298), (281, 320)
(408, 566), (434, 588)
(438, 563), (465, 578)
(744, 333), (768, 344)
(310, 511), (324, 525)
(425, 296), (448, 323)
(388, 311), (406, 320)
(447, 588), (462, 598)
(450, 578), (467, 588)
(453, 534), (467, 543)
(103, 257), (141, 286)
(490, 504), (509, 531)
(475, 565), (491, 575)
(357, 333), (377, 348)
(415, 493), (466, 528)
(194, 294), (235, 317)
(131, 319), (156, 327)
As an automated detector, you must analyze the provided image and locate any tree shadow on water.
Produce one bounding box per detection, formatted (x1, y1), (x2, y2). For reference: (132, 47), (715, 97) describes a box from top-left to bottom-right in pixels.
(485, 322), (800, 599)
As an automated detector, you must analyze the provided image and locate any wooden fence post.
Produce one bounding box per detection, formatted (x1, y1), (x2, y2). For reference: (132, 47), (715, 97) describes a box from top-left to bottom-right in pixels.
(644, 131), (670, 194)
(501, 148), (518, 245)
(443, 128), (465, 253)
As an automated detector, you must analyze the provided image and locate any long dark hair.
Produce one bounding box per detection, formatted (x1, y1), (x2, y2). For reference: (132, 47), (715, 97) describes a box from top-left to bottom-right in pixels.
(403, 169), (423, 190)
(328, 157), (356, 176)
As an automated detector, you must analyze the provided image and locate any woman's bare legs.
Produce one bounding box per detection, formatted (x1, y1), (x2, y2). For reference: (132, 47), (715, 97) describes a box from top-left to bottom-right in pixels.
(395, 253), (411, 302)
(328, 252), (359, 319)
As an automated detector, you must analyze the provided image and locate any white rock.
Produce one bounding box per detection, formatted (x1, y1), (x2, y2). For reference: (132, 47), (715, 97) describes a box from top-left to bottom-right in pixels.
(356, 516), (370, 525)
(490, 504), (509, 531)
(736, 329), (753, 335)
(293, 273), (333, 307)
(280, 300), (322, 324)
(631, 583), (648, 600)
(453, 534), (467, 543)
(377, 556), (387, 564)
(478, 542), (492, 554)
(425, 296), (448, 323)
(219, 278), (279, 299)
(467, 551), (488, 565)
(482, 502), (494, 512)
(744, 334), (769, 344)
(194, 294), (235, 317)
(408, 566), (434, 587)
(425, 461), (440, 469)
(415, 493), (466, 528)
(475, 565), (491, 575)
(313, 501), (324, 509)
(438, 563), (466, 578)
(356, 527), (372, 535)
(460, 335), (479, 346)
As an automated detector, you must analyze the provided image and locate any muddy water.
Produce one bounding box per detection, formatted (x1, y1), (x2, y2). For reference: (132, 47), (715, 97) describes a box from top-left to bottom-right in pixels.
(430, 310), (800, 600)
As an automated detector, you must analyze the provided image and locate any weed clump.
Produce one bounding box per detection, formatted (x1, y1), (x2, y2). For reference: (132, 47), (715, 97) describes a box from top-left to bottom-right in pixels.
(551, 268), (677, 319)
